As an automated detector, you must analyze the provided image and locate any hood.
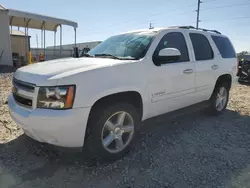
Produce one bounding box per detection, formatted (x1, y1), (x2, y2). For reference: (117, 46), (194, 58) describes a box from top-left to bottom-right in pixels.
(14, 57), (131, 85)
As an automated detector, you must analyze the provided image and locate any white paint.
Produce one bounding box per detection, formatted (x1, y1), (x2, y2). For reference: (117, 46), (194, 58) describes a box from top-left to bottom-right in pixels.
(8, 94), (90, 147)
(158, 48), (181, 57)
(8, 27), (237, 147)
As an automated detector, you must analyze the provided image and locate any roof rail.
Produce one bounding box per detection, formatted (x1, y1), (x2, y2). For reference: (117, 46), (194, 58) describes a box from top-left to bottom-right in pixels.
(199, 28), (221, 34)
(173, 25), (221, 34)
(178, 26), (196, 29)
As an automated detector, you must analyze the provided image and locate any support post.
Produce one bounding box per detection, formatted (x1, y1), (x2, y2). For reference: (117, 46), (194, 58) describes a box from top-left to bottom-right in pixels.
(25, 26), (27, 62)
(41, 21), (45, 54)
(24, 19), (27, 63)
(74, 27), (77, 57)
(54, 31), (56, 57)
(196, 0), (201, 29)
(41, 28), (43, 48)
(36, 34), (38, 60)
(74, 28), (76, 49)
(10, 16), (14, 34)
(27, 27), (29, 64)
(60, 25), (62, 57)
(25, 19), (31, 64)
(43, 23), (46, 60)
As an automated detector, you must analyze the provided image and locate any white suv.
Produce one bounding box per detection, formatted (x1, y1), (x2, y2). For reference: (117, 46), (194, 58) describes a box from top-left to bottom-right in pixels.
(8, 26), (237, 161)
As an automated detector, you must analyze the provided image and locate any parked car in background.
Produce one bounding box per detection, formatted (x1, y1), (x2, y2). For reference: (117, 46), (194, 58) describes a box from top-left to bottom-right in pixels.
(8, 26), (237, 162)
(237, 55), (250, 83)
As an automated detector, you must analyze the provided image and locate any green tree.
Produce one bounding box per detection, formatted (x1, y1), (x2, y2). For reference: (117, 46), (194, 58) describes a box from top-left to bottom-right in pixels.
(237, 51), (249, 60)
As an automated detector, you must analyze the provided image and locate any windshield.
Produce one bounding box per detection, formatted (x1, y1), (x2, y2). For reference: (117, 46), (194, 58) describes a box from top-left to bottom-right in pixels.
(86, 31), (156, 60)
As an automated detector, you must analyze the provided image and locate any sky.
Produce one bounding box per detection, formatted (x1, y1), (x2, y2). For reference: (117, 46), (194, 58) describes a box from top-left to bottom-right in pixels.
(1, 0), (250, 52)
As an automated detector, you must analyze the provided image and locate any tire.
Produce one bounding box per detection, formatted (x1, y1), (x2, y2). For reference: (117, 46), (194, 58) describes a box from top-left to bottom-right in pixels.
(83, 102), (140, 163)
(207, 82), (230, 115)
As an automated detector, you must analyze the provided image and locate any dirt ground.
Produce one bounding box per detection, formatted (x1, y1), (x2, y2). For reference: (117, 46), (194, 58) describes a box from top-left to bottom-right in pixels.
(1, 73), (250, 188)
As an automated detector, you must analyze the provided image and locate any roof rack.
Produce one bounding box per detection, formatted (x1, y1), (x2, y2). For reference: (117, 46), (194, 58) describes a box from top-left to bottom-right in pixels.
(173, 25), (221, 34)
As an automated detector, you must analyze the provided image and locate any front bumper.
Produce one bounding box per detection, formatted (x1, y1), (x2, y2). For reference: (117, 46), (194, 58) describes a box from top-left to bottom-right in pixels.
(8, 94), (91, 147)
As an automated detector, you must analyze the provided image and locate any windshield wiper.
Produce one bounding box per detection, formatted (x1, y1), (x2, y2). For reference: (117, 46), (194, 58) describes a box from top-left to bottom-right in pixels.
(120, 57), (140, 60)
(94, 54), (139, 60)
(94, 53), (121, 59)
(80, 54), (94, 58)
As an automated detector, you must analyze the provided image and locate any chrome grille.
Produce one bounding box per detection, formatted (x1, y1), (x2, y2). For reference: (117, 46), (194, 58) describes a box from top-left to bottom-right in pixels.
(12, 78), (36, 108)
(13, 78), (35, 92)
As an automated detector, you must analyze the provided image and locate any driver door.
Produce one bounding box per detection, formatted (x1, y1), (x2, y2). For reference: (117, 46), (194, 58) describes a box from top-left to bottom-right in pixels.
(148, 31), (196, 116)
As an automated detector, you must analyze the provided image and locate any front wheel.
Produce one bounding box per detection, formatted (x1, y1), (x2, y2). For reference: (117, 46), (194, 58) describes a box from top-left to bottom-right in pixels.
(207, 83), (229, 115)
(83, 103), (140, 162)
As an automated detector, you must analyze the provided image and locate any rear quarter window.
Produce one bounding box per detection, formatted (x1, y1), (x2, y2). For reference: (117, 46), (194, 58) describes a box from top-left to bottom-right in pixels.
(211, 36), (236, 58)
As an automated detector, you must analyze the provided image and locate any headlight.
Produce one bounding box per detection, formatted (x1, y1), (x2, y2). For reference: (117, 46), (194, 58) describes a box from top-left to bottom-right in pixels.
(37, 85), (75, 109)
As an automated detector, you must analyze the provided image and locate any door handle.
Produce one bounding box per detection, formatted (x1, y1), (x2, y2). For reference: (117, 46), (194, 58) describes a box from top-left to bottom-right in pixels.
(183, 69), (194, 74)
(211, 65), (219, 70)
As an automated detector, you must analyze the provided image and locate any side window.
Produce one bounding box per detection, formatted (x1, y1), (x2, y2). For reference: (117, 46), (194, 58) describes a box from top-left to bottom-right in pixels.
(153, 32), (189, 64)
(211, 36), (236, 58)
(189, 33), (214, 61)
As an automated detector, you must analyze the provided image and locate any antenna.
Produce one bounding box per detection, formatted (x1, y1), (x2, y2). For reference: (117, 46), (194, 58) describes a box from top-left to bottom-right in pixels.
(149, 23), (154, 29)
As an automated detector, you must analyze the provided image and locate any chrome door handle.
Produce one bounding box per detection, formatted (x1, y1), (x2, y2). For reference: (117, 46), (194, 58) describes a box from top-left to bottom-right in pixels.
(211, 65), (219, 70)
(183, 69), (194, 74)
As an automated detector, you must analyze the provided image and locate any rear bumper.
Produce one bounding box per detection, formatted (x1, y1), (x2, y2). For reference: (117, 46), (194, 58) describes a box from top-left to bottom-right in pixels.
(8, 94), (91, 147)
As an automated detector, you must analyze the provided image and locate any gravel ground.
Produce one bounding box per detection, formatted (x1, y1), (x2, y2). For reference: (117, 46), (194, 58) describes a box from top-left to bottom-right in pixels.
(1, 73), (250, 188)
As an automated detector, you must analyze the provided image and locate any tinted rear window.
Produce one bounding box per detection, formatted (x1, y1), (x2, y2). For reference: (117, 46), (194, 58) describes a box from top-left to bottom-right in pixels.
(190, 33), (214, 61)
(212, 36), (236, 58)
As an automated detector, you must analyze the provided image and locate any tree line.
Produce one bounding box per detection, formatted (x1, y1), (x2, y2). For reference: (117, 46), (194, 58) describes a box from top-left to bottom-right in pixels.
(237, 51), (249, 60)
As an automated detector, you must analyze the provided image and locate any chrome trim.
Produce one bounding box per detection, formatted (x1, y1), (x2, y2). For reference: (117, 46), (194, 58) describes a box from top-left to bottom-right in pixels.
(12, 78), (37, 109)
(14, 87), (34, 99)
(13, 78), (35, 92)
(183, 69), (194, 74)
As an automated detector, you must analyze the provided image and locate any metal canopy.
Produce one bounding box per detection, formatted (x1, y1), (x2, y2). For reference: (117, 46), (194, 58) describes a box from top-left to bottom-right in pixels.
(8, 9), (78, 31)
(7, 8), (78, 62)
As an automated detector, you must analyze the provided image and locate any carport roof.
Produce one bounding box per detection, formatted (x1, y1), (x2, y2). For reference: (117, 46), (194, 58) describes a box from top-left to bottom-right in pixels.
(8, 9), (78, 31)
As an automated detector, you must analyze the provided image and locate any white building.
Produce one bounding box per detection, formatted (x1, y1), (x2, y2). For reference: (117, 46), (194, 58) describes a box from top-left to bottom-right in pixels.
(47, 41), (101, 50)
(0, 5), (13, 67)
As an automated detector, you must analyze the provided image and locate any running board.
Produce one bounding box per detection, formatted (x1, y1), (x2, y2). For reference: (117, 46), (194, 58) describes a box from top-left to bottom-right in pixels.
(144, 101), (210, 123)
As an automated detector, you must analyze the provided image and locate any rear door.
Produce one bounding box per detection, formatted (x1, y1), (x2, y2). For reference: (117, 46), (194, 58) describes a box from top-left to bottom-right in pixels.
(188, 32), (217, 101)
(210, 35), (238, 79)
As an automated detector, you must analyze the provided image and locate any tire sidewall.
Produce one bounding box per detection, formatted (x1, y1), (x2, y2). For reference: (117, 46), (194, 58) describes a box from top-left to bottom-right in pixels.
(84, 103), (140, 161)
(211, 84), (229, 114)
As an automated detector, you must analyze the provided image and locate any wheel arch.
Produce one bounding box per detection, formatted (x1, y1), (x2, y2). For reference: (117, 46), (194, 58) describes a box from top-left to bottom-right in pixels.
(215, 74), (232, 89)
(89, 90), (144, 121)
(210, 74), (232, 100)
(83, 90), (144, 143)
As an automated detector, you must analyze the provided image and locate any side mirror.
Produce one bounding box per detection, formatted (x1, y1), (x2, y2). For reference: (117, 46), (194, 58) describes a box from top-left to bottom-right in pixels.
(158, 48), (181, 57)
(153, 48), (181, 66)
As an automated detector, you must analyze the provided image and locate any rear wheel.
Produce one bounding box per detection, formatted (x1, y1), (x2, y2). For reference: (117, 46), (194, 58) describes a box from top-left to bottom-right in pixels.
(207, 83), (229, 115)
(83, 103), (139, 162)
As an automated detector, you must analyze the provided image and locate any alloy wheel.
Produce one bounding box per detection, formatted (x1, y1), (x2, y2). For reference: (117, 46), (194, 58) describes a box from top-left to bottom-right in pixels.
(215, 87), (228, 111)
(101, 111), (134, 153)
